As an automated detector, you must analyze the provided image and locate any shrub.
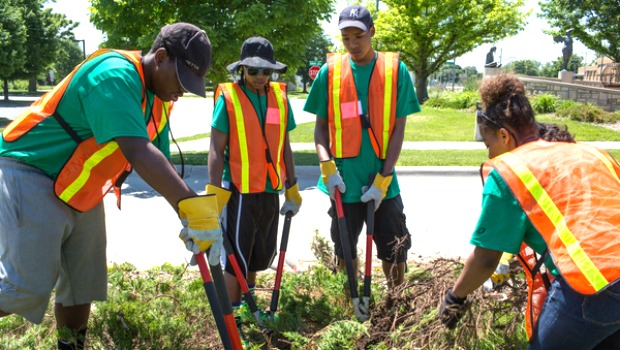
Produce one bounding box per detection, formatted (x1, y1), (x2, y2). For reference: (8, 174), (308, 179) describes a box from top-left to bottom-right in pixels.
(463, 76), (481, 92)
(530, 93), (559, 114)
(556, 102), (615, 123)
(10, 80), (28, 91)
(422, 96), (446, 108)
(445, 91), (479, 110)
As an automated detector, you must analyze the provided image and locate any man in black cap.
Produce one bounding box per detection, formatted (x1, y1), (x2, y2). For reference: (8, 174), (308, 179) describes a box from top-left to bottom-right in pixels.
(208, 36), (300, 329)
(0, 22), (218, 349)
(304, 5), (421, 290)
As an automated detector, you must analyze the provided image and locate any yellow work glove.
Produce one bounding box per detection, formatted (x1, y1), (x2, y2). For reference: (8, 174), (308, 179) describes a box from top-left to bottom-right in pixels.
(177, 195), (222, 265)
(320, 159), (345, 199)
(360, 173), (393, 211)
(205, 184), (231, 216)
(280, 180), (302, 216)
(483, 253), (513, 291)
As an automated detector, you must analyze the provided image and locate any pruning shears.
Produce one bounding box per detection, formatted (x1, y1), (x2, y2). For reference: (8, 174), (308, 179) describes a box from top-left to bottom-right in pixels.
(334, 190), (369, 321)
(268, 211), (293, 321)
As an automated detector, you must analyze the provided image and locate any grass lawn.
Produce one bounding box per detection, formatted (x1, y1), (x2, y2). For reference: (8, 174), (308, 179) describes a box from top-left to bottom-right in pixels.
(3, 107), (619, 166)
(171, 148), (620, 167)
(289, 108), (620, 143)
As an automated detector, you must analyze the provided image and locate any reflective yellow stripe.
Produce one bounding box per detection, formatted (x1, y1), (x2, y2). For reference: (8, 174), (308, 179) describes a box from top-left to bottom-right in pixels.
(382, 52), (394, 159)
(581, 144), (620, 184)
(59, 142), (120, 202)
(149, 101), (169, 141)
(271, 83), (286, 189)
(501, 152), (609, 291)
(226, 83), (250, 193)
(332, 54), (343, 158)
(158, 102), (169, 134)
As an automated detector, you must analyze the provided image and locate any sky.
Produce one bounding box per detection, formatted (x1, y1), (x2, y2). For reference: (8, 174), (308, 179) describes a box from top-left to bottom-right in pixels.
(48, 0), (596, 73)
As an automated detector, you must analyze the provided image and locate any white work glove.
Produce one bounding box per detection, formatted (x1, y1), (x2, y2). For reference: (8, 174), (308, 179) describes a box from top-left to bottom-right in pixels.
(177, 195), (223, 266)
(320, 160), (346, 199)
(280, 180), (302, 216)
(360, 173), (393, 211)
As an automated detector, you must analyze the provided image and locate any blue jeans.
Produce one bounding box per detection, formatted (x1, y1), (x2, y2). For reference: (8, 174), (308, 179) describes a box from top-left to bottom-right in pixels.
(529, 277), (620, 350)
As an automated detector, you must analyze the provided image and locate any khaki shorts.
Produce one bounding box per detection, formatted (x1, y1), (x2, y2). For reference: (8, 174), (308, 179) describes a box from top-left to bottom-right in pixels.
(0, 158), (107, 324)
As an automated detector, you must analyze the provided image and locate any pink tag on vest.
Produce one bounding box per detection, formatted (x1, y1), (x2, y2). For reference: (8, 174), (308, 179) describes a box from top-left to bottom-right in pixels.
(266, 107), (281, 124)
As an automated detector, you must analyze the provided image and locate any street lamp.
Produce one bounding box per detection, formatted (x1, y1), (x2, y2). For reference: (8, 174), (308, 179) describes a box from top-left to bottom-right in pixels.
(73, 39), (86, 60)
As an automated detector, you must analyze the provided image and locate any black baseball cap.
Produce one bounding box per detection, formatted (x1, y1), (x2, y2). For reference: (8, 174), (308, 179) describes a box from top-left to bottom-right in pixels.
(338, 5), (374, 32)
(159, 23), (211, 97)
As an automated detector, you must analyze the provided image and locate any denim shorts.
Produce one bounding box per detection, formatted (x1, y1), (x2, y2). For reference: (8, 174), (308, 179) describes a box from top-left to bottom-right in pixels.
(529, 277), (620, 350)
(0, 158), (107, 324)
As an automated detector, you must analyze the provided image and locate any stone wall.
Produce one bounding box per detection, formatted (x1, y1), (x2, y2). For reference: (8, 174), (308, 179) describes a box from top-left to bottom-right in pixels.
(519, 76), (620, 112)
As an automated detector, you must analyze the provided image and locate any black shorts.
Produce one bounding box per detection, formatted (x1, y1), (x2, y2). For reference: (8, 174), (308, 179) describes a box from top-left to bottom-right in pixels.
(328, 195), (411, 263)
(223, 185), (279, 277)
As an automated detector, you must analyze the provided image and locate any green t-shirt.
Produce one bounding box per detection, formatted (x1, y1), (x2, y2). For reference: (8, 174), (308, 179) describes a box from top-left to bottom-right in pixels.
(303, 53), (421, 203)
(0, 51), (169, 179)
(470, 169), (559, 275)
(211, 84), (297, 193)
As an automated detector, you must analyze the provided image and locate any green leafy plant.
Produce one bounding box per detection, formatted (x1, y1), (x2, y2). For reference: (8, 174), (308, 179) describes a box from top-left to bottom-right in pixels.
(530, 93), (559, 114)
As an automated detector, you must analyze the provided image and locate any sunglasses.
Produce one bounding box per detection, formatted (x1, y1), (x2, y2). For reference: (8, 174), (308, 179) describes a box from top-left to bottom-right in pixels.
(476, 103), (517, 140)
(246, 67), (273, 76)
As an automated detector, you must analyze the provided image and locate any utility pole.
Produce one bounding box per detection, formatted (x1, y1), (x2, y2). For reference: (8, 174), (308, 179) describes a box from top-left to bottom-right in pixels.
(73, 39), (86, 60)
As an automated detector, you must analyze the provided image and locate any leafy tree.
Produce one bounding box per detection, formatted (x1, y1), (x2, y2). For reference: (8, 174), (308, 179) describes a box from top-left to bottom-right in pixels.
(539, 0), (620, 63)
(505, 59), (541, 76)
(0, 0), (27, 100)
(297, 32), (332, 93)
(539, 54), (584, 77)
(90, 0), (336, 86)
(11, 0), (75, 91)
(374, 0), (527, 103)
(53, 38), (86, 80)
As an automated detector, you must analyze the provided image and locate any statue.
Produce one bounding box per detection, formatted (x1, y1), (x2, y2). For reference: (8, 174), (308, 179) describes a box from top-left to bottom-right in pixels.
(485, 46), (501, 68)
(553, 29), (573, 71)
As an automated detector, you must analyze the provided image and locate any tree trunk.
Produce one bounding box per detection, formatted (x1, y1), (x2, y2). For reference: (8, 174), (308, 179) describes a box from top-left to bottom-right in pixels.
(414, 73), (429, 104)
(28, 78), (37, 92)
(3, 80), (8, 101)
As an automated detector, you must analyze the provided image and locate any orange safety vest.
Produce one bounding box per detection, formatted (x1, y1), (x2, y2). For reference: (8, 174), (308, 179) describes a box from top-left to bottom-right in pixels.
(2, 49), (170, 212)
(215, 82), (288, 193)
(482, 140), (620, 338)
(516, 244), (553, 339)
(326, 52), (399, 159)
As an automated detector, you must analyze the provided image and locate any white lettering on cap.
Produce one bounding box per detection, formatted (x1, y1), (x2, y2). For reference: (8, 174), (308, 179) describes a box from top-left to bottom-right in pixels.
(185, 59), (200, 71)
(349, 8), (359, 18)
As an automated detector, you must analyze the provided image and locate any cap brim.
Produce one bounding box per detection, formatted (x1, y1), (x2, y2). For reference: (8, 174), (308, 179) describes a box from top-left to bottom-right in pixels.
(338, 20), (369, 31)
(227, 57), (287, 74)
(176, 59), (206, 97)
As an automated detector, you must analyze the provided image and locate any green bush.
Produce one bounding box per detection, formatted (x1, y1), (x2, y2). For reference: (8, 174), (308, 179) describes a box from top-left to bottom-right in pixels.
(556, 102), (617, 124)
(463, 76), (481, 92)
(10, 80), (28, 91)
(530, 93), (559, 114)
(422, 96), (446, 108)
(445, 90), (479, 109)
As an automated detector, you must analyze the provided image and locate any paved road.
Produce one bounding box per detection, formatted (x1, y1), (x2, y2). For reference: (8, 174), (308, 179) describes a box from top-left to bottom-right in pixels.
(104, 165), (482, 270)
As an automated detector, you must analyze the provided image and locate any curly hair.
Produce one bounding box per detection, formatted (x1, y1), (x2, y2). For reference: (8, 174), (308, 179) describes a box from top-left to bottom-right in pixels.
(538, 122), (575, 143)
(478, 74), (537, 135)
